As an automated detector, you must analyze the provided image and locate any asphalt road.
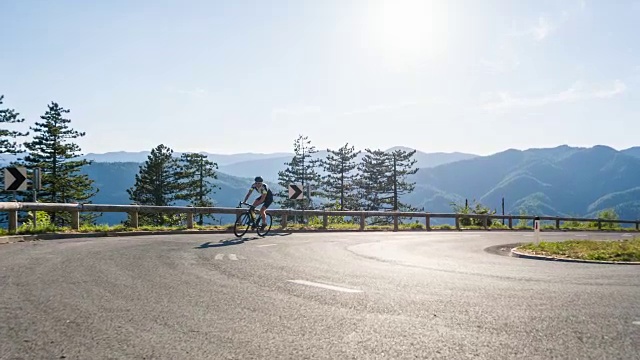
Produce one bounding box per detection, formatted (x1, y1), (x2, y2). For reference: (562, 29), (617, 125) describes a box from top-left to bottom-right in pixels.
(1, 231), (639, 359)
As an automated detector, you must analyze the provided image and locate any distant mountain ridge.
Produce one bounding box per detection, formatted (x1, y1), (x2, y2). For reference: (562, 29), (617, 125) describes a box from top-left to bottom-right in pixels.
(405, 145), (640, 221)
(81, 151), (293, 166)
(3, 144), (640, 225)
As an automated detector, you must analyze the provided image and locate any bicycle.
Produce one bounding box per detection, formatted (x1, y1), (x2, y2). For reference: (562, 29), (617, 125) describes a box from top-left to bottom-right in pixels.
(233, 201), (272, 237)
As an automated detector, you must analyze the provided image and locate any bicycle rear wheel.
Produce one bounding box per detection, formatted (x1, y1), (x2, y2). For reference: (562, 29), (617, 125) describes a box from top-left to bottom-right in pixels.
(257, 213), (272, 236)
(233, 212), (251, 237)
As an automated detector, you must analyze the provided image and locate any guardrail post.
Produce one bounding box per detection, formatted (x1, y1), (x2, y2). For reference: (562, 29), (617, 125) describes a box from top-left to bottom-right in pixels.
(323, 214), (328, 229)
(556, 218), (560, 229)
(636, 221), (639, 231)
(281, 214), (288, 229)
(455, 215), (460, 230)
(482, 216), (488, 230)
(598, 220), (602, 230)
(186, 213), (194, 229)
(130, 211), (139, 228)
(8, 210), (17, 233)
(393, 213), (399, 232)
(360, 212), (365, 231)
(425, 213), (431, 231)
(508, 216), (513, 229)
(71, 211), (80, 230)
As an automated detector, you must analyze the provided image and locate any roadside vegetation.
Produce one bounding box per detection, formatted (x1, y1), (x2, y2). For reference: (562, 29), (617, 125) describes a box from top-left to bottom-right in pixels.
(517, 238), (640, 262)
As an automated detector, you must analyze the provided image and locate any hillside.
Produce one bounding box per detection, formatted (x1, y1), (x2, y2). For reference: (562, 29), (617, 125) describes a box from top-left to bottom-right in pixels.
(405, 145), (640, 220)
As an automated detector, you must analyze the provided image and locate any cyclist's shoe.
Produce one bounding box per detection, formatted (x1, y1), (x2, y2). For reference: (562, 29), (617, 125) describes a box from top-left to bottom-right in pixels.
(260, 224), (266, 231)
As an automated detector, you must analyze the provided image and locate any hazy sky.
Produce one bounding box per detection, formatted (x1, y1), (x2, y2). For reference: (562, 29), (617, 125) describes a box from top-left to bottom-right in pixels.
(1, 0), (639, 156)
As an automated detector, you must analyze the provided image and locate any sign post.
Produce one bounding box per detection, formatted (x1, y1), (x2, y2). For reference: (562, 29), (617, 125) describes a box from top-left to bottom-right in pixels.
(33, 167), (41, 202)
(534, 216), (540, 243)
(289, 184), (305, 225)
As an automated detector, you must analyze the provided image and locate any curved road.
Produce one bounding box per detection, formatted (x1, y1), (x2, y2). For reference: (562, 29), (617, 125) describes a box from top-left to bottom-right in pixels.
(1, 231), (639, 359)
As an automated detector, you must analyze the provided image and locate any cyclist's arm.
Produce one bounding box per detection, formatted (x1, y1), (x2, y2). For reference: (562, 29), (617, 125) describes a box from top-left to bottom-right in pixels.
(243, 188), (253, 203)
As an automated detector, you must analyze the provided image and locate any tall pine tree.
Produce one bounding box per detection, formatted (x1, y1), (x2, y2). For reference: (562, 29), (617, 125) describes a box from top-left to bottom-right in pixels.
(127, 144), (181, 226)
(388, 148), (419, 211)
(276, 135), (322, 214)
(0, 95), (29, 156)
(176, 153), (220, 226)
(355, 149), (391, 212)
(22, 102), (98, 226)
(0, 95), (30, 227)
(355, 148), (419, 223)
(320, 142), (360, 210)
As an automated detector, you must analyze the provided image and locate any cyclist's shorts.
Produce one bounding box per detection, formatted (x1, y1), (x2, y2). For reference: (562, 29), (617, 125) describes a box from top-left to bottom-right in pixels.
(256, 194), (274, 208)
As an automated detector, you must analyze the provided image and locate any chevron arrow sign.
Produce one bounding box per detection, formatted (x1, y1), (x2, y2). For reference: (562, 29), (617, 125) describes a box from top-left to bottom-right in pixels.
(4, 167), (28, 191)
(288, 184), (304, 199)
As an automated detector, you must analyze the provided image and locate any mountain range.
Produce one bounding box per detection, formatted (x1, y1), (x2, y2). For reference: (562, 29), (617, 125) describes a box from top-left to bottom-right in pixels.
(2, 145), (640, 225)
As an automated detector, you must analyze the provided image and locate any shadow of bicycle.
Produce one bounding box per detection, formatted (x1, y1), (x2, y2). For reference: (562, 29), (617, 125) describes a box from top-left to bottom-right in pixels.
(195, 232), (293, 249)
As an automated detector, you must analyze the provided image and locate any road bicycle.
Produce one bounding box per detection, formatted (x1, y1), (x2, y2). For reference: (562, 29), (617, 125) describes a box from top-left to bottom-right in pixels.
(233, 201), (273, 237)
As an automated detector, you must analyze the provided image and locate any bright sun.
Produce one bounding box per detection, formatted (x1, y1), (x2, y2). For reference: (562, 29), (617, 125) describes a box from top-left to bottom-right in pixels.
(362, 0), (450, 70)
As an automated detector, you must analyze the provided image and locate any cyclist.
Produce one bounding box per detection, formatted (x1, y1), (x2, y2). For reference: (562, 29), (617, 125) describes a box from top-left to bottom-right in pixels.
(242, 176), (274, 229)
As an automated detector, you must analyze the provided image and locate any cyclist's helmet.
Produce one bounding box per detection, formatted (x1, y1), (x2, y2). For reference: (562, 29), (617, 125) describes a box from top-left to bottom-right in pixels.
(254, 176), (263, 182)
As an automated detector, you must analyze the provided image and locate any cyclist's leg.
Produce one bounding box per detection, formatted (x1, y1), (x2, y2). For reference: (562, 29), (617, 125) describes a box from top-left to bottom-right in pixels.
(251, 196), (263, 228)
(260, 196), (273, 226)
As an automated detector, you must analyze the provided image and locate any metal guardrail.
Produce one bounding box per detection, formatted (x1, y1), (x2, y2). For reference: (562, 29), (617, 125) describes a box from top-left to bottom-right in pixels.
(1, 201), (638, 233)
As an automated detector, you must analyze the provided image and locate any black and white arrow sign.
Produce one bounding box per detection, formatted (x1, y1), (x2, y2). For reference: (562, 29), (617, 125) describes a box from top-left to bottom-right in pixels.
(288, 184), (304, 199)
(4, 167), (28, 191)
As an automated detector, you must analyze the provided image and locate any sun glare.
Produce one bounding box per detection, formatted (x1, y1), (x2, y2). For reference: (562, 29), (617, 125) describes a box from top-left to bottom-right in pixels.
(363, 0), (449, 70)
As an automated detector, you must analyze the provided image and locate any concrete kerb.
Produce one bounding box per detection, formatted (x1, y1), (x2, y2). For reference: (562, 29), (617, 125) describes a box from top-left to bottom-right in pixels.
(510, 247), (640, 265)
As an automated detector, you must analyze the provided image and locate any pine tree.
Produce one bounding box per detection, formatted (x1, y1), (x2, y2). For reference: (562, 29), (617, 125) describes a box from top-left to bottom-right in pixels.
(127, 144), (181, 226)
(320, 142), (360, 210)
(355, 148), (419, 224)
(0, 95), (29, 157)
(22, 102), (98, 226)
(355, 149), (391, 212)
(276, 135), (322, 219)
(388, 148), (419, 211)
(0, 95), (30, 227)
(176, 153), (220, 226)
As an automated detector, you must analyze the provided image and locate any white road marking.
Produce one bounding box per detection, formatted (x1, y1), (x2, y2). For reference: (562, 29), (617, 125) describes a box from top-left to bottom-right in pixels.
(287, 280), (362, 293)
(576, 235), (588, 237)
(633, 321), (640, 326)
(228, 254), (238, 261)
(214, 254), (224, 260)
(622, 234), (633, 237)
(256, 244), (278, 247)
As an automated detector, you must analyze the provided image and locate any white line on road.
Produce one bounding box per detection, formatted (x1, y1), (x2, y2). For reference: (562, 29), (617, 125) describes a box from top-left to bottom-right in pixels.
(633, 321), (640, 326)
(287, 280), (362, 293)
(622, 234), (633, 237)
(576, 235), (588, 237)
(214, 254), (224, 260)
(256, 244), (278, 247)
(228, 254), (238, 261)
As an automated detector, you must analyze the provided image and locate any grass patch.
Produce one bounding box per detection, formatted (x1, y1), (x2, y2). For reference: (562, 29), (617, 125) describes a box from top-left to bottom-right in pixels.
(517, 238), (640, 262)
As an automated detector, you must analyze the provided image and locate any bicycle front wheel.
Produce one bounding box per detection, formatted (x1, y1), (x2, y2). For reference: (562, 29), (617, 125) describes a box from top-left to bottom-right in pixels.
(257, 213), (272, 236)
(233, 212), (251, 237)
